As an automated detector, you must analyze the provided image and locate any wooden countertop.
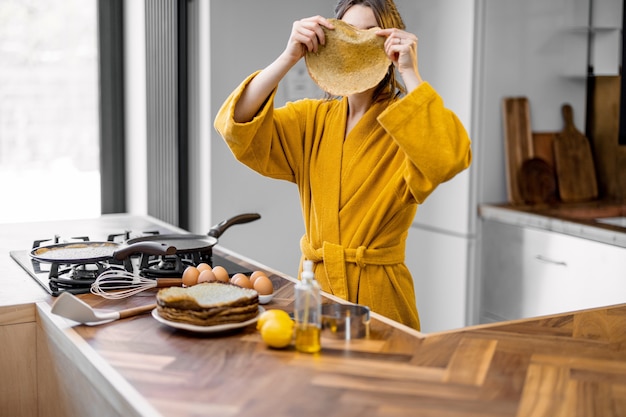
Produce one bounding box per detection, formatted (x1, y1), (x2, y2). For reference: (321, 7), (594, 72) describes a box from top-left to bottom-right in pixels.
(39, 290), (626, 417)
(3, 215), (626, 416)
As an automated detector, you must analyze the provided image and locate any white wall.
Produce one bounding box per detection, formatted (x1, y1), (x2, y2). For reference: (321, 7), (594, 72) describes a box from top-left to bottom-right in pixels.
(474, 0), (590, 206)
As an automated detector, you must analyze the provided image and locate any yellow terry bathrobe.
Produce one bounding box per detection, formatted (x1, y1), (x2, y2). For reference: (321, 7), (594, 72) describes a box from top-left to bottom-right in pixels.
(214, 71), (472, 330)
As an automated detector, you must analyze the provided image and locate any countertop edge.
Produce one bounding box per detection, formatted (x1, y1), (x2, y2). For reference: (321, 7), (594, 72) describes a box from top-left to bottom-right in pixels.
(478, 204), (626, 248)
(36, 302), (164, 417)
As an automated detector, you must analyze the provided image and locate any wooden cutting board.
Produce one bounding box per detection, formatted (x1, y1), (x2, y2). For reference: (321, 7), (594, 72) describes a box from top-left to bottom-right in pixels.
(502, 97), (534, 205)
(532, 131), (557, 169)
(553, 104), (598, 202)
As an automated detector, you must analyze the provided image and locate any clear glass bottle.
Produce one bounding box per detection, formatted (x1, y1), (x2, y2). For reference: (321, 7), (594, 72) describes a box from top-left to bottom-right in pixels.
(294, 260), (321, 353)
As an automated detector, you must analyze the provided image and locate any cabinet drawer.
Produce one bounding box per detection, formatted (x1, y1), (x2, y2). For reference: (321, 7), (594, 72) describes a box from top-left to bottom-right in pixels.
(481, 220), (626, 322)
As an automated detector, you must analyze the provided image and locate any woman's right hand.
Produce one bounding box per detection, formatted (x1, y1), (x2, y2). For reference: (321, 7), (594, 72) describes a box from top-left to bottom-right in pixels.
(233, 16), (334, 123)
(283, 16), (335, 65)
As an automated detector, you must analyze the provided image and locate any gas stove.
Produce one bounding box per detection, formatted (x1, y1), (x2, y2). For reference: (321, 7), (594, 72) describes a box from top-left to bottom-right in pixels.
(10, 231), (251, 296)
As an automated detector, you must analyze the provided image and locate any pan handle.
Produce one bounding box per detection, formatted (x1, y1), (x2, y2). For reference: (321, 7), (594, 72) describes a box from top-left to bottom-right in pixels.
(112, 242), (177, 261)
(208, 213), (261, 238)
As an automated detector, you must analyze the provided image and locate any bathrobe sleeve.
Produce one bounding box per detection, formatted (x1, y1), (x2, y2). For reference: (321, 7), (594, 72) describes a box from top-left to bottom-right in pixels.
(213, 71), (320, 185)
(377, 82), (472, 204)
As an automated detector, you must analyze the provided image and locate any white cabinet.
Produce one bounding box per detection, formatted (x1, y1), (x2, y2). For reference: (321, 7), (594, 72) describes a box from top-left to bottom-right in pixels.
(406, 227), (470, 333)
(480, 219), (626, 323)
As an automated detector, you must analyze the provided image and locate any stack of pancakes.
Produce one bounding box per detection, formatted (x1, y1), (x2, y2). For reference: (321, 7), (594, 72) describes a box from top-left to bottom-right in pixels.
(156, 282), (259, 326)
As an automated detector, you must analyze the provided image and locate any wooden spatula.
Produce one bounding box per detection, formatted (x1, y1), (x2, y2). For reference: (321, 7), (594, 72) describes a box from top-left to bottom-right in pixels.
(553, 104), (598, 202)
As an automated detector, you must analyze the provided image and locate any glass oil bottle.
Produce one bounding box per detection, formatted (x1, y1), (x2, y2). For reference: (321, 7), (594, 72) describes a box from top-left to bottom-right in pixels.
(294, 260), (321, 353)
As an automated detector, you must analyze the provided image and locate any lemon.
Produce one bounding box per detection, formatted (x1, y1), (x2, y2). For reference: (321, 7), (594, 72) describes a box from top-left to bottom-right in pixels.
(260, 318), (294, 349)
(257, 309), (294, 349)
(256, 309), (292, 331)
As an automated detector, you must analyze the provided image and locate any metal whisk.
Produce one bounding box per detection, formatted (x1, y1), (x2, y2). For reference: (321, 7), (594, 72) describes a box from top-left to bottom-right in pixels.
(90, 269), (183, 299)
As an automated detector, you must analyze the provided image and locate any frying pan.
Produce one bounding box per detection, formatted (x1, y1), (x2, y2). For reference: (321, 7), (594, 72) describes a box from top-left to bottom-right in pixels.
(30, 241), (177, 264)
(125, 213), (261, 254)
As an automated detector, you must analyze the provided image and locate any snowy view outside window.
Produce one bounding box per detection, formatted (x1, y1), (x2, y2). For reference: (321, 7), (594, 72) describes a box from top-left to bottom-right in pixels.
(0, 0), (100, 223)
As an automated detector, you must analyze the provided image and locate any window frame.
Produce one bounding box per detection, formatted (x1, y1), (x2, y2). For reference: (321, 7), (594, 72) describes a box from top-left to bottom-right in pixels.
(98, 0), (126, 214)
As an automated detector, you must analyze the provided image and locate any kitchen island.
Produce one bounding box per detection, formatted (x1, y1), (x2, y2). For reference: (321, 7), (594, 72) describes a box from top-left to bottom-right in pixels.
(2, 215), (626, 417)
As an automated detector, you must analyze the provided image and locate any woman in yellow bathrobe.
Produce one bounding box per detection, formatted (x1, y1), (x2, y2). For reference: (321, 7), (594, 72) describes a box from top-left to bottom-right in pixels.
(214, 0), (471, 330)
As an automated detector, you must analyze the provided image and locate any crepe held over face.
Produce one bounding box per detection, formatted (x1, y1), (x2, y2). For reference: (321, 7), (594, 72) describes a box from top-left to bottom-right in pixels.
(305, 18), (391, 96)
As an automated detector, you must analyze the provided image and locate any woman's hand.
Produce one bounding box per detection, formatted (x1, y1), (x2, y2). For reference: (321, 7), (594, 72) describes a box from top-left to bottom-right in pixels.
(377, 28), (422, 91)
(282, 16), (335, 65)
(234, 16), (334, 123)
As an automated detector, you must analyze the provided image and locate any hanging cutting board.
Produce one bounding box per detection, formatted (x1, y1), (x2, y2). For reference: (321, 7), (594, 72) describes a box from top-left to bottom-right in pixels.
(553, 104), (598, 202)
(502, 97), (534, 205)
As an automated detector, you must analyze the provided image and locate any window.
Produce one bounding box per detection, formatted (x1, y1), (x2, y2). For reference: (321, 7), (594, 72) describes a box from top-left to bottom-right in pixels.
(0, 0), (100, 222)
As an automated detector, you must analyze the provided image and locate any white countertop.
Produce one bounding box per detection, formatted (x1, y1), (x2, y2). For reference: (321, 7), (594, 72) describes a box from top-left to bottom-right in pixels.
(479, 204), (626, 248)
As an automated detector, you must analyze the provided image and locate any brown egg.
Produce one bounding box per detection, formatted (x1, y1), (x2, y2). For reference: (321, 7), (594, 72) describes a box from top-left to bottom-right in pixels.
(249, 270), (268, 285)
(182, 266), (200, 286)
(196, 263), (212, 272)
(197, 269), (217, 283)
(212, 265), (230, 283)
(231, 273), (253, 289)
(252, 275), (273, 295)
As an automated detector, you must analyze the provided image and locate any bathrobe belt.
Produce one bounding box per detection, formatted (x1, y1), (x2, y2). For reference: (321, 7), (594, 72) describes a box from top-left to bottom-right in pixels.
(300, 236), (405, 299)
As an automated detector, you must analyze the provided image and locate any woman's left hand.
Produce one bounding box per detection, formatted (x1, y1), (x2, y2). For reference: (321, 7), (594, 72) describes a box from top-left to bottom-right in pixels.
(377, 28), (422, 91)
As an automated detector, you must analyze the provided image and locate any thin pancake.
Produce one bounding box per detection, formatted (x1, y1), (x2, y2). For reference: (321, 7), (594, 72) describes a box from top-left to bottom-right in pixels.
(305, 19), (390, 96)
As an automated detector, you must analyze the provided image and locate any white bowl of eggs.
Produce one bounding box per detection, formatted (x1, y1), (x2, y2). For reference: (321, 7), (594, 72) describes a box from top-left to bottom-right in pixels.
(181, 264), (274, 304)
(230, 271), (274, 304)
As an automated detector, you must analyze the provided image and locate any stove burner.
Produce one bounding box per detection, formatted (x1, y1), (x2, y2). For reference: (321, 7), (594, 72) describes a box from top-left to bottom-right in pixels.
(141, 255), (192, 277)
(107, 230), (159, 243)
(48, 262), (129, 294)
(33, 235), (89, 249)
(56, 262), (108, 280)
(139, 252), (212, 278)
(27, 233), (145, 295)
(12, 230), (252, 296)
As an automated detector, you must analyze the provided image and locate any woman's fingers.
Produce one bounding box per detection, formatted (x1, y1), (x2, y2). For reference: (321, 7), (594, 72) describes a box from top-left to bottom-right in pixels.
(291, 16), (335, 53)
(378, 28), (418, 68)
